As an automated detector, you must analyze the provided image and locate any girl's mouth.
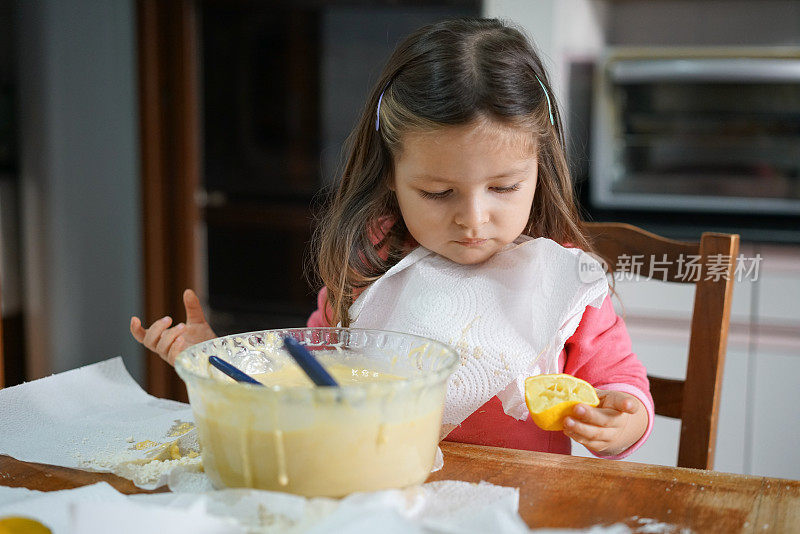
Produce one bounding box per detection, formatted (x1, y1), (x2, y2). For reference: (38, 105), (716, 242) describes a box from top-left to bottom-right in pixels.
(455, 238), (488, 247)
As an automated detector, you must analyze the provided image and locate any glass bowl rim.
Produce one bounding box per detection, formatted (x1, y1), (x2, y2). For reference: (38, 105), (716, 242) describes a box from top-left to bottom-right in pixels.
(174, 326), (460, 396)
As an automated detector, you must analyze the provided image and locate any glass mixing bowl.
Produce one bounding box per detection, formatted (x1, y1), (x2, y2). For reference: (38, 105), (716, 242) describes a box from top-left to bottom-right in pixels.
(174, 327), (458, 497)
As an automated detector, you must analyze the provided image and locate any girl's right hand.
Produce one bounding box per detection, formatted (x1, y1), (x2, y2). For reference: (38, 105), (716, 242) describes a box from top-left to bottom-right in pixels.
(130, 289), (217, 366)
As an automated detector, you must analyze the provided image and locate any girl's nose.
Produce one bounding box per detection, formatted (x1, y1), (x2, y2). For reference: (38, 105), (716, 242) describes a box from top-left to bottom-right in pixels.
(454, 195), (490, 229)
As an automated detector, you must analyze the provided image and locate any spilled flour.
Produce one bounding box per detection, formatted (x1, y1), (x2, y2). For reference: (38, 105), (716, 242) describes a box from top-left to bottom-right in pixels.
(77, 420), (203, 487)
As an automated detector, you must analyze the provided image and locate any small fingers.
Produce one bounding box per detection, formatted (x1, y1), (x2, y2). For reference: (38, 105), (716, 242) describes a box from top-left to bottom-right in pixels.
(130, 317), (147, 343)
(599, 391), (640, 415)
(571, 403), (616, 428)
(166, 336), (187, 366)
(155, 323), (185, 357)
(563, 417), (613, 450)
(616, 397), (639, 414)
(142, 316), (172, 351)
(183, 289), (207, 325)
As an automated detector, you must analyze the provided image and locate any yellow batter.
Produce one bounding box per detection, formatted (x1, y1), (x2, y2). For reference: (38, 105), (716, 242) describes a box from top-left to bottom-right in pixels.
(191, 362), (445, 497)
(251, 363), (403, 387)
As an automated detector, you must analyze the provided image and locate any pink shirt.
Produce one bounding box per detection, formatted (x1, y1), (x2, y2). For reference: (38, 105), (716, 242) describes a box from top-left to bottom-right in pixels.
(307, 285), (654, 459)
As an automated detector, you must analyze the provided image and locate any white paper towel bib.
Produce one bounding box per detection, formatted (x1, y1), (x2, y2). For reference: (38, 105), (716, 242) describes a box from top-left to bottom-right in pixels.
(349, 236), (608, 425)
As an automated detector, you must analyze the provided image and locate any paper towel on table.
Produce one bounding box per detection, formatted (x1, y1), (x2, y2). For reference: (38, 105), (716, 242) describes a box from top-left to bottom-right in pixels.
(0, 357), (201, 489)
(134, 479), (530, 533)
(0, 485), (42, 508)
(350, 236), (608, 425)
(0, 482), (245, 534)
(0, 357), (444, 492)
(2, 480), (524, 534)
(72, 497), (248, 534)
(0, 482), (126, 533)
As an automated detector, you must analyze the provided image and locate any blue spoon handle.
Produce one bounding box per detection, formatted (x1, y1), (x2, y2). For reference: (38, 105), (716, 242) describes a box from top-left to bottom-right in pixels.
(283, 337), (339, 387)
(208, 356), (263, 386)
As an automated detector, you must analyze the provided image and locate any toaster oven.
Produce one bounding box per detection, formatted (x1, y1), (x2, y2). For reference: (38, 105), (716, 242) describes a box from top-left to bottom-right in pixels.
(591, 48), (800, 216)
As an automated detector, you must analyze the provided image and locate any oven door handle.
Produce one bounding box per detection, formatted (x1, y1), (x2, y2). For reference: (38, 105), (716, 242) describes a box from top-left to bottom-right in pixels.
(609, 58), (800, 83)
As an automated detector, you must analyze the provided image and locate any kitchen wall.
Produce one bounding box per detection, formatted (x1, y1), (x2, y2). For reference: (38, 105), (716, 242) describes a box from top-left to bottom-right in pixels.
(14, 0), (143, 383)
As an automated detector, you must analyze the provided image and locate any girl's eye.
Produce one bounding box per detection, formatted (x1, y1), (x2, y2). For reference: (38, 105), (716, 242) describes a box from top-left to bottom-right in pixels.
(491, 183), (521, 194)
(419, 189), (453, 200)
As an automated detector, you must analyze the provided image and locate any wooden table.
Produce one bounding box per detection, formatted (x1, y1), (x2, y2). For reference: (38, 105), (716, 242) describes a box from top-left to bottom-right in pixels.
(2, 442), (799, 532)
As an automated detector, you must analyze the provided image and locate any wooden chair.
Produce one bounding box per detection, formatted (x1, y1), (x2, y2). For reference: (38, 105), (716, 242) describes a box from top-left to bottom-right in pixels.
(582, 222), (740, 470)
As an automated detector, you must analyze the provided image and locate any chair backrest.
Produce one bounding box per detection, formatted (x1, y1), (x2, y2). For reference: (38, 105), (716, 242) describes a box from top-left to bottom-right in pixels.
(582, 222), (739, 470)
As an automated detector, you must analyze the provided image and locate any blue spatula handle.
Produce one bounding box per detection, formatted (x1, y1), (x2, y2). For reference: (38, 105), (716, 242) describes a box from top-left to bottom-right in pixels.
(283, 337), (339, 387)
(208, 356), (264, 386)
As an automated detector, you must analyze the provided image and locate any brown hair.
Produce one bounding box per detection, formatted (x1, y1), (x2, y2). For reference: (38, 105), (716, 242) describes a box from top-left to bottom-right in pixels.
(313, 17), (592, 326)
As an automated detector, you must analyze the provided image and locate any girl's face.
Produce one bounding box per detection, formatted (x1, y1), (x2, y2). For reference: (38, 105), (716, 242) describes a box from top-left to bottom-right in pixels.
(391, 120), (537, 265)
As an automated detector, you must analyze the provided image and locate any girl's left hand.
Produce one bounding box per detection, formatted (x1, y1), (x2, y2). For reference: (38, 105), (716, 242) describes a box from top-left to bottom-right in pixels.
(562, 390), (648, 457)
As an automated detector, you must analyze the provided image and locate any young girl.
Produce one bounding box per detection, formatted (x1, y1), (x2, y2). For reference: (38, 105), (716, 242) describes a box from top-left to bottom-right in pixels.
(132, 17), (652, 459)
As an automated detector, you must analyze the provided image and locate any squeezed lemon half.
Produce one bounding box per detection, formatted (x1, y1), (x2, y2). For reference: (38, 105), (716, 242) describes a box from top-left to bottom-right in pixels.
(524, 374), (599, 431)
(0, 517), (51, 534)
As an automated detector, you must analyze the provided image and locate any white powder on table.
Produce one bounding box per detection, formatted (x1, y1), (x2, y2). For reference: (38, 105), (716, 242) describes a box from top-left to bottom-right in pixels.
(79, 420), (203, 488)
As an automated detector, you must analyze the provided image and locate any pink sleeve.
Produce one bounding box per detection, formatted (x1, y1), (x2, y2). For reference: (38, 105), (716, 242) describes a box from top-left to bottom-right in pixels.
(307, 286), (334, 327)
(307, 216), (412, 329)
(562, 295), (654, 459)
